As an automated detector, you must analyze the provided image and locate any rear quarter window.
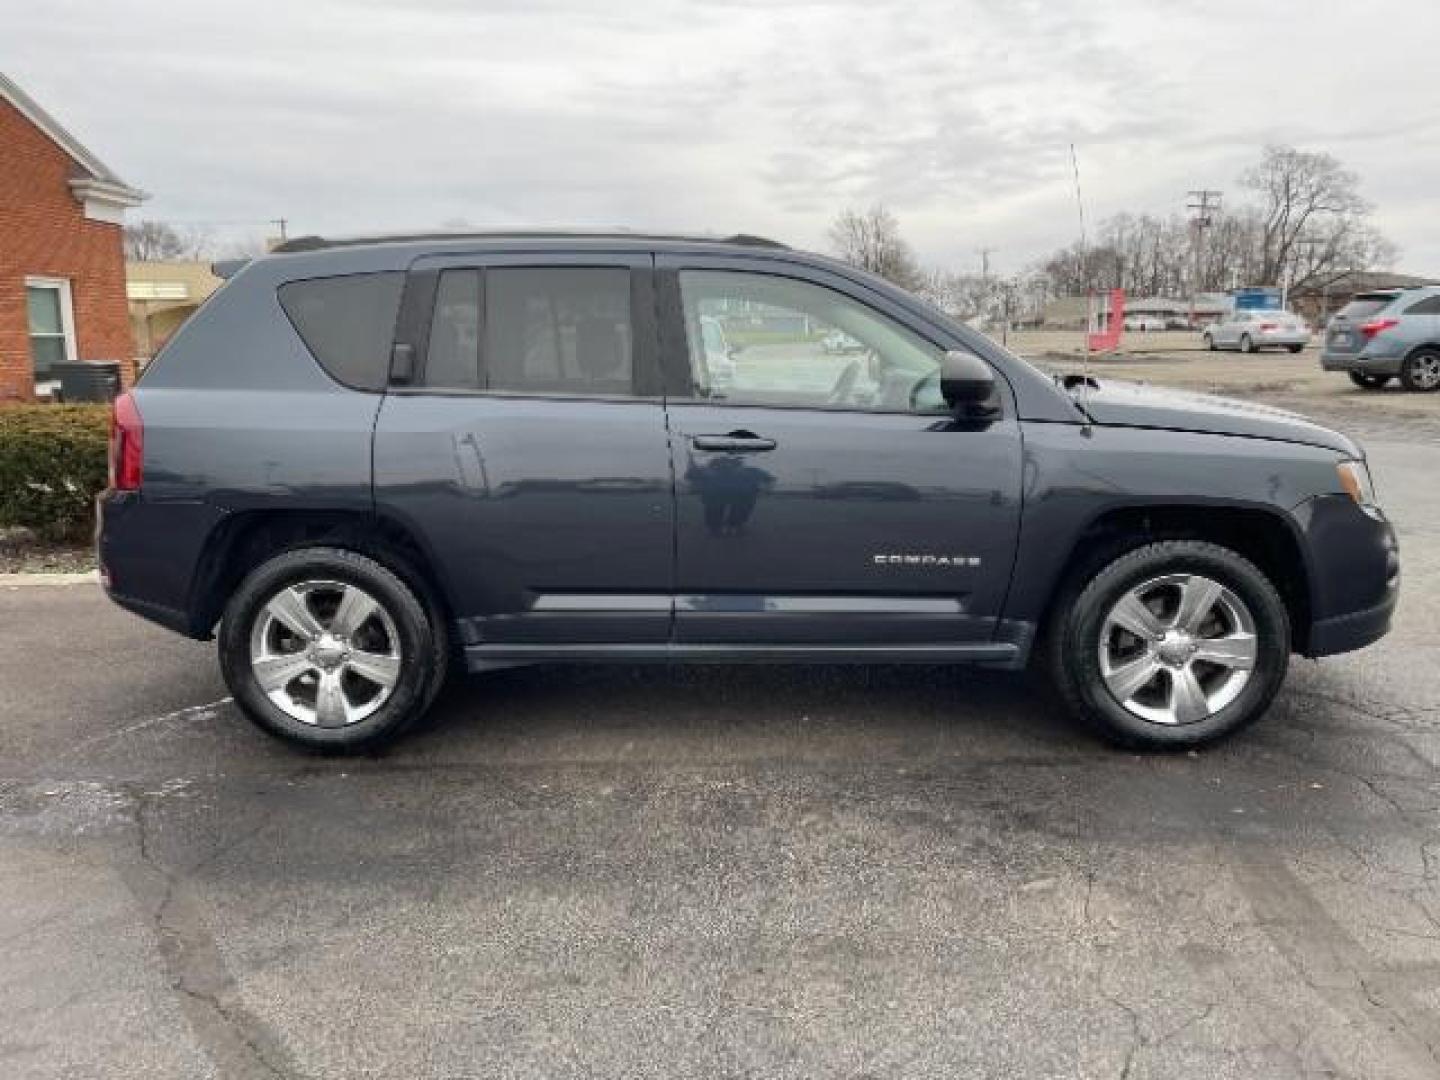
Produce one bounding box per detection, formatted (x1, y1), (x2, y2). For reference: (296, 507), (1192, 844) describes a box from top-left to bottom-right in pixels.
(1402, 294), (1440, 315)
(277, 272), (403, 391)
(1336, 295), (1398, 321)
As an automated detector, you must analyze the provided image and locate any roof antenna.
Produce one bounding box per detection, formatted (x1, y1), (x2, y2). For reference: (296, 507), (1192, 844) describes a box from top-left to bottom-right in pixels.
(1070, 142), (1095, 431)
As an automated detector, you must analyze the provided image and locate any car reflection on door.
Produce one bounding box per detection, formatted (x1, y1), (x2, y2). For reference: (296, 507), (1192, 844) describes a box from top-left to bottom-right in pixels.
(683, 448), (775, 535)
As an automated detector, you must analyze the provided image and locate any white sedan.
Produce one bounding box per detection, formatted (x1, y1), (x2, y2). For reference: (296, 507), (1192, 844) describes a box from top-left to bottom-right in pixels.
(1203, 310), (1311, 353)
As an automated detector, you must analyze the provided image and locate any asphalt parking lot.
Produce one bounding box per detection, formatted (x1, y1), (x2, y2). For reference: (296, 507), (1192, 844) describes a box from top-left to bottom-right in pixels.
(2, 357), (1437, 1079)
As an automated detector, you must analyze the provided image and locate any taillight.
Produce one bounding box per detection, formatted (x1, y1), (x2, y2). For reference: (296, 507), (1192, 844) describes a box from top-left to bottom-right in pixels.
(1361, 318), (1399, 340)
(1259, 322), (1277, 331)
(109, 392), (143, 491)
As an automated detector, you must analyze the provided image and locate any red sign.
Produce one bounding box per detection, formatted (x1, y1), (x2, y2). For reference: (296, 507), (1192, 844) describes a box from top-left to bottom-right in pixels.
(1086, 289), (1125, 353)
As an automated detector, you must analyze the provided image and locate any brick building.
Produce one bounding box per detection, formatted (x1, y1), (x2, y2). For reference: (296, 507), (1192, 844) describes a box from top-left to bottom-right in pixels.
(0, 72), (145, 400)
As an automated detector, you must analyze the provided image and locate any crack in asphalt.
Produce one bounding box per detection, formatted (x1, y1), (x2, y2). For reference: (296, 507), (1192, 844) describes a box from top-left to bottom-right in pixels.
(60, 697), (234, 761)
(1231, 856), (1440, 1075)
(120, 785), (305, 1080)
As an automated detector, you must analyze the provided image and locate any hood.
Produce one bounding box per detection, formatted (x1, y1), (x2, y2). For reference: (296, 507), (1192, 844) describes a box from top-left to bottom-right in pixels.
(1070, 378), (1359, 456)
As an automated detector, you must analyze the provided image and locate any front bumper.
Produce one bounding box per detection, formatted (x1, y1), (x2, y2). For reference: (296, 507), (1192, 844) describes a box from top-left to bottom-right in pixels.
(1296, 494), (1400, 657)
(1309, 589), (1398, 655)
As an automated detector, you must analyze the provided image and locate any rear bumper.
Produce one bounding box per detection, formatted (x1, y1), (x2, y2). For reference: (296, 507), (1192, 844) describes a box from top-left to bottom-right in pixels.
(104, 587), (194, 636)
(97, 489), (219, 639)
(1321, 351), (1404, 375)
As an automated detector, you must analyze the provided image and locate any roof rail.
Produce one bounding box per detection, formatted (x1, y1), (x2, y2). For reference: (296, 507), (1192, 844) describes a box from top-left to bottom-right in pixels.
(270, 230), (789, 254)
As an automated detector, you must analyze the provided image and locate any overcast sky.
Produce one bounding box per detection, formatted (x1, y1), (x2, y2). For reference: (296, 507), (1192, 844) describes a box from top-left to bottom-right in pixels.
(7, 0), (1440, 275)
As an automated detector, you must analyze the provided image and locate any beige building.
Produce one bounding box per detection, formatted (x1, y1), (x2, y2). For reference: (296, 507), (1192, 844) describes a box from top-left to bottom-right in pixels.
(126, 259), (222, 362)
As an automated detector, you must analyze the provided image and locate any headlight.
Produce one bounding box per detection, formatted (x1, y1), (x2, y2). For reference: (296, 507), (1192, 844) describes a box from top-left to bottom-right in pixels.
(1337, 460), (1379, 510)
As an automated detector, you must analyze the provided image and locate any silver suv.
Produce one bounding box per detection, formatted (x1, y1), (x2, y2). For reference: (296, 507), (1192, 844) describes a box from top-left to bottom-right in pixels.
(1321, 286), (1440, 392)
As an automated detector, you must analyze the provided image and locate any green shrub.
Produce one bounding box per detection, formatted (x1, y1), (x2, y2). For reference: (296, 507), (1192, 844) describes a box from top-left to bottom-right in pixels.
(0, 404), (111, 542)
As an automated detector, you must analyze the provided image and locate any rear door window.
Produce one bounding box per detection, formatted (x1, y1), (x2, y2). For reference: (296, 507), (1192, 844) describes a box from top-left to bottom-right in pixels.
(424, 270), (481, 389)
(278, 272), (404, 391)
(1403, 295), (1440, 315)
(420, 267), (637, 396)
(483, 268), (634, 396)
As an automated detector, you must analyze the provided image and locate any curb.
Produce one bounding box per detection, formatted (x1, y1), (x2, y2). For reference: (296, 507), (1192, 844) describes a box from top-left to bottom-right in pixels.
(0, 570), (100, 587)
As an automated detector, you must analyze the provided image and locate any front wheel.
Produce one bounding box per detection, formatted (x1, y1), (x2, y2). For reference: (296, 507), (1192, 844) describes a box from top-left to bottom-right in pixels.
(1287, 344), (1303, 354)
(1240, 334), (1256, 354)
(1349, 371), (1392, 390)
(219, 547), (447, 752)
(1203, 333), (1215, 351)
(1400, 348), (1440, 392)
(1048, 541), (1290, 749)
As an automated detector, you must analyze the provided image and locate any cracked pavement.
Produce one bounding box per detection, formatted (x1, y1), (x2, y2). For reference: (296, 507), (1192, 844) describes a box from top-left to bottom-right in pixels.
(0, 428), (1436, 1078)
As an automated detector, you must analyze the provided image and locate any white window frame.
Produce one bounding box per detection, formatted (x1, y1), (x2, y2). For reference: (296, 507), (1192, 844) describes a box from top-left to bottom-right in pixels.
(24, 276), (77, 391)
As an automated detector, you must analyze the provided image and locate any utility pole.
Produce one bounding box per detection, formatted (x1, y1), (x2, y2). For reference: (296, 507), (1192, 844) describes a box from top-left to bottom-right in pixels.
(270, 218), (289, 242)
(977, 247), (997, 329)
(977, 246), (996, 283)
(1186, 189), (1222, 326)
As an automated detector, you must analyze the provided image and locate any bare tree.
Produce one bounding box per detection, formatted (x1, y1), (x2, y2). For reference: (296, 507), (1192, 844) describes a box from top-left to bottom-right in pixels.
(123, 220), (214, 262)
(1241, 145), (1369, 286)
(917, 268), (993, 324)
(1029, 145), (1394, 302)
(828, 205), (923, 289)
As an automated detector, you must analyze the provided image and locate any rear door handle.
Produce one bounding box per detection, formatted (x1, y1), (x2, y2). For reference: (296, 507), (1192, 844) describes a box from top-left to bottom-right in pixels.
(691, 431), (777, 453)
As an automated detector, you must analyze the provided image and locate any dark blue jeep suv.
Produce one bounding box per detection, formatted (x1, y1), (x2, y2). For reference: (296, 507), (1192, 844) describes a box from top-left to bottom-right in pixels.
(98, 233), (1399, 751)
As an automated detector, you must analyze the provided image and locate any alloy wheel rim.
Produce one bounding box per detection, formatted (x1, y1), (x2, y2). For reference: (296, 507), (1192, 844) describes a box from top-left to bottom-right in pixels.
(1415, 355), (1440, 389)
(248, 580), (402, 727)
(1097, 573), (1258, 726)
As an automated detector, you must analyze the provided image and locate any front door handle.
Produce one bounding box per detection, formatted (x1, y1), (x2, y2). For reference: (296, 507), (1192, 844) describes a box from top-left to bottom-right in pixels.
(691, 431), (777, 453)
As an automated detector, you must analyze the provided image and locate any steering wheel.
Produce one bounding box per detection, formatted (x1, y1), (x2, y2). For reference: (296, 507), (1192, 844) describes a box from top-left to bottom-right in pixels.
(908, 369), (941, 411)
(827, 359), (861, 404)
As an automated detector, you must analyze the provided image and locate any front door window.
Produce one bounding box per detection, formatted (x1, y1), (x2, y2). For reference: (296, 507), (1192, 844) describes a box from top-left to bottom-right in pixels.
(678, 270), (948, 413)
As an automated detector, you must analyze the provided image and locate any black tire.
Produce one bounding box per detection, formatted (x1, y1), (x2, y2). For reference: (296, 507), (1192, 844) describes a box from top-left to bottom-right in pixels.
(1399, 348), (1440, 392)
(1203, 333), (1215, 351)
(1349, 371), (1392, 390)
(219, 546), (447, 752)
(1048, 541), (1291, 750)
(1287, 344), (1303, 354)
(1239, 334), (1256, 354)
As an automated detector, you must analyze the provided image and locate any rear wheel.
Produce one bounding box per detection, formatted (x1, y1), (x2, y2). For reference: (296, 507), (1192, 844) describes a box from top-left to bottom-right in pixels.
(1203, 333), (1215, 351)
(1349, 371), (1392, 390)
(219, 547), (447, 752)
(1287, 344), (1303, 353)
(1400, 348), (1440, 392)
(1240, 334), (1256, 354)
(1048, 541), (1290, 749)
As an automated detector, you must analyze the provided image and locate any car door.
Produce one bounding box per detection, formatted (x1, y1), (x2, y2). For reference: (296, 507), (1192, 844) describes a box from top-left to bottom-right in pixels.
(1212, 313), (1238, 347)
(373, 252), (676, 655)
(657, 255), (1023, 649)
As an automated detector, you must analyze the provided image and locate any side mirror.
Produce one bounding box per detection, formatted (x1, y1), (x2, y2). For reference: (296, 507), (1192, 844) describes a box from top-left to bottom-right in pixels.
(940, 350), (996, 412)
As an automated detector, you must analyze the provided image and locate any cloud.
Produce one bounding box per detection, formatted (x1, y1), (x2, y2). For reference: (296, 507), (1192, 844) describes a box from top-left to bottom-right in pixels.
(5, 0), (1438, 273)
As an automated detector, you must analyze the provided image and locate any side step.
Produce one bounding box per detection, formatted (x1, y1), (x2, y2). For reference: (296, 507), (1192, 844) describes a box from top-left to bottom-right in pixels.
(464, 642), (1019, 673)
